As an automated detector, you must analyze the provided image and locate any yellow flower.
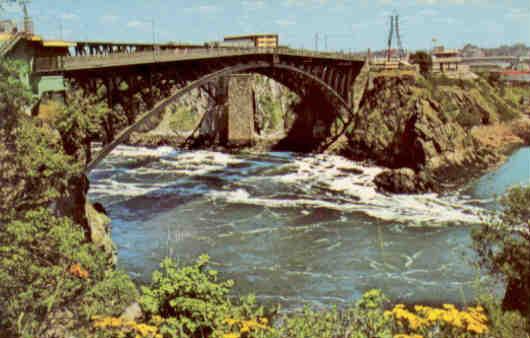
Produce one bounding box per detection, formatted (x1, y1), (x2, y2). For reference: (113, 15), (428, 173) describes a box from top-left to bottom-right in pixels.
(225, 318), (238, 326)
(222, 333), (240, 338)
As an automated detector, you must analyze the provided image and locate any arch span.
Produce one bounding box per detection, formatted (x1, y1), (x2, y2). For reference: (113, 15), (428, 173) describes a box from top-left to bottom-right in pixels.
(86, 61), (352, 172)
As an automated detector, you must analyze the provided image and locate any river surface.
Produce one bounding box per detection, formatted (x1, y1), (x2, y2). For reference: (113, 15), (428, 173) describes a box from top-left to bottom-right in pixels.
(88, 146), (530, 310)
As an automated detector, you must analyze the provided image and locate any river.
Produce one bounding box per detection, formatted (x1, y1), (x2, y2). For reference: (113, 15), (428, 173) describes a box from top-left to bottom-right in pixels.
(88, 146), (530, 310)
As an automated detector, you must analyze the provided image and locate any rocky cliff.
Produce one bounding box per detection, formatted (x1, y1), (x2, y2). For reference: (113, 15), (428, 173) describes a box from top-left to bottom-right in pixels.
(338, 74), (526, 193)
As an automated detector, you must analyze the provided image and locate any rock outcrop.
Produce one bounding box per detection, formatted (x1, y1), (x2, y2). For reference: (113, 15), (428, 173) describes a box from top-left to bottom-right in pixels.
(56, 174), (115, 261)
(339, 75), (508, 193)
(374, 168), (436, 194)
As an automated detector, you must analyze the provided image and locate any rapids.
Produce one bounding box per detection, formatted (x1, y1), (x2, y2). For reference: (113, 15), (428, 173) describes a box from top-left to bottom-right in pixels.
(88, 145), (529, 310)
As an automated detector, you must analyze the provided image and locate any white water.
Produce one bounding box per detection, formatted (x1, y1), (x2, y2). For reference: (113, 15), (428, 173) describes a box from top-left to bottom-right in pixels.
(87, 145), (529, 309)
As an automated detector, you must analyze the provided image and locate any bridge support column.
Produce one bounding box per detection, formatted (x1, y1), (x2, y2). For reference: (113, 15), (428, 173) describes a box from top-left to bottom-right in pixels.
(226, 74), (255, 146)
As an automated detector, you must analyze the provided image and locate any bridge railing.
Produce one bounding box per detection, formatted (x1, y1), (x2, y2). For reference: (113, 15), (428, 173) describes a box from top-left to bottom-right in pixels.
(34, 46), (365, 73)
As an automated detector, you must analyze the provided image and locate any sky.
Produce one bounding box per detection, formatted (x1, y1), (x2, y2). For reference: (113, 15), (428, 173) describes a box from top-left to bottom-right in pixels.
(1, 0), (529, 52)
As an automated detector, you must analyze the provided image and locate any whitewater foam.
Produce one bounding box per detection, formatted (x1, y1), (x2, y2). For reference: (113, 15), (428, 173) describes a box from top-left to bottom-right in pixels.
(90, 146), (484, 226)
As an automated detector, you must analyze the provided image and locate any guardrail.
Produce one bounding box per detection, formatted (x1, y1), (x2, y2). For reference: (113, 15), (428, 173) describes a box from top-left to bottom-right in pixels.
(34, 47), (366, 73)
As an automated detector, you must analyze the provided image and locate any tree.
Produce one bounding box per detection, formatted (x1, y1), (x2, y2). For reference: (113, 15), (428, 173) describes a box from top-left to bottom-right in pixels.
(472, 186), (530, 320)
(0, 59), (78, 222)
(53, 84), (110, 165)
(409, 51), (432, 76)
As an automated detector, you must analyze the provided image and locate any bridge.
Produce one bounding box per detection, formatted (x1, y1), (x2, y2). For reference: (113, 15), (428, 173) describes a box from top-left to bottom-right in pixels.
(1, 33), (367, 170)
(28, 44), (368, 171)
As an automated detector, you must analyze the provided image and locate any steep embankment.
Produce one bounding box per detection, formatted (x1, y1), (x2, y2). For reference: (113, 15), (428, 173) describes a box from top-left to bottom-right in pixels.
(338, 74), (528, 193)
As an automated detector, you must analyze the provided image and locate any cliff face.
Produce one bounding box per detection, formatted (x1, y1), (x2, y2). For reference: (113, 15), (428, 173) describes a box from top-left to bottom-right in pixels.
(340, 75), (518, 192)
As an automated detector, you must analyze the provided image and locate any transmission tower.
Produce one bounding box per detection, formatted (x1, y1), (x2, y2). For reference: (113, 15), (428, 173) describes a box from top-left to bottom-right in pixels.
(386, 15), (394, 61)
(386, 11), (406, 61)
(395, 14), (405, 59)
(2, 0), (32, 33)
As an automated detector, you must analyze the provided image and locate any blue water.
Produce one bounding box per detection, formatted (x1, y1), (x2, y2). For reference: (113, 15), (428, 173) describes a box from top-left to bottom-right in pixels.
(469, 147), (530, 199)
(88, 146), (530, 310)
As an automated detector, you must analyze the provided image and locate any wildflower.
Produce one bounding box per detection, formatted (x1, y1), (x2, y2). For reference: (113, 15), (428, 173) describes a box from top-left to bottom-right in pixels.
(68, 263), (89, 279)
(222, 333), (240, 338)
(225, 318), (238, 326)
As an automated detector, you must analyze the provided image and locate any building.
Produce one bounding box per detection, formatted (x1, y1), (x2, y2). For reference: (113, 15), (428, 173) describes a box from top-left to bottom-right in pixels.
(0, 20), (18, 34)
(431, 46), (469, 73)
(499, 70), (530, 84)
(370, 57), (417, 72)
(222, 34), (279, 48)
(1, 32), (76, 95)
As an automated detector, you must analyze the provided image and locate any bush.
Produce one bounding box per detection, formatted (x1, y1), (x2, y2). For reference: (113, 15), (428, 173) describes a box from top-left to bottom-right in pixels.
(280, 289), (392, 338)
(472, 186), (530, 321)
(456, 107), (483, 128)
(0, 60), (78, 222)
(137, 255), (274, 338)
(0, 209), (138, 337)
(409, 51), (432, 76)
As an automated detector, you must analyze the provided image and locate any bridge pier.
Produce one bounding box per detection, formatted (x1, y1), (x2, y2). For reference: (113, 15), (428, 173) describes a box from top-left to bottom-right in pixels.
(195, 74), (255, 147)
(226, 74), (255, 146)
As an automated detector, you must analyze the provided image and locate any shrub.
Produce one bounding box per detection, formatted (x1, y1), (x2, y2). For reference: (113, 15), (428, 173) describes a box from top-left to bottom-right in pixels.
(0, 209), (137, 337)
(0, 60), (78, 221)
(409, 51), (432, 76)
(138, 255), (274, 338)
(279, 289), (392, 338)
(53, 83), (110, 165)
(472, 186), (530, 321)
(456, 107), (483, 128)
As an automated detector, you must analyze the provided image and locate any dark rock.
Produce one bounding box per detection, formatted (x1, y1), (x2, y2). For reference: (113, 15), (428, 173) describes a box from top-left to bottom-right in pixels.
(56, 174), (90, 228)
(93, 202), (108, 216)
(340, 167), (363, 175)
(374, 168), (437, 194)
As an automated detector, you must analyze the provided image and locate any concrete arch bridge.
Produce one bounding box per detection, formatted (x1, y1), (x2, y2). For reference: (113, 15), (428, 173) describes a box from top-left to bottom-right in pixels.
(33, 48), (367, 172)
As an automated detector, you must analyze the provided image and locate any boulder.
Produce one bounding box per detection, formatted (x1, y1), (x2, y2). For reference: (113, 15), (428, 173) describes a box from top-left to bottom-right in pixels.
(86, 202), (115, 263)
(374, 168), (436, 194)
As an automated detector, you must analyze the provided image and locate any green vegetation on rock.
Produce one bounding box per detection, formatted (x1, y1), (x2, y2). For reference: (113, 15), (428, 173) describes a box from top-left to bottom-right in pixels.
(473, 186), (530, 319)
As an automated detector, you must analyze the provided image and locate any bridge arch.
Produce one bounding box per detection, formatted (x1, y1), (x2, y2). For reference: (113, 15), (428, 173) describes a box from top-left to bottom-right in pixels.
(86, 60), (352, 172)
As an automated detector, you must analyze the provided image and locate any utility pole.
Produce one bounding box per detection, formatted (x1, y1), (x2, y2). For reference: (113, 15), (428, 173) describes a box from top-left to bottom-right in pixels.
(324, 34), (328, 51)
(314, 32), (319, 51)
(151, 17), (156, 60)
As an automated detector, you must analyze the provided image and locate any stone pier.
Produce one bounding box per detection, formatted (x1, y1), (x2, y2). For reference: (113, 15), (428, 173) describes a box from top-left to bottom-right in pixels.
(226, 74), (255, 146)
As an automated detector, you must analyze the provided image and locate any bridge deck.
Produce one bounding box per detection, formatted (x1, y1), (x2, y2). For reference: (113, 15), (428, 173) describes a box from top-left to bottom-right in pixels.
(34, 47), (365, 74)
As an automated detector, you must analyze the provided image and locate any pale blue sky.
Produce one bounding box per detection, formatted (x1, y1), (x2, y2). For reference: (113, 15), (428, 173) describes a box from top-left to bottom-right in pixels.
(2, 0), (529, 51)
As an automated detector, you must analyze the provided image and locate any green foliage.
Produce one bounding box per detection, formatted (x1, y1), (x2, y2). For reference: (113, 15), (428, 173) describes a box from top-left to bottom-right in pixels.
(53, 83), (110, 164)
(257, 94), (284, 131)
(140, 255), (272, 338)
(0, 209), (138, 337)
(280, 289), (392, 338)
(0, 60), (78, 221)
(169, 105), (201, 132)
(456, 107), (483, 128)
(475, 293), (529, 338)
(472, 186), (530, 319)
(409, 51), (432, 75)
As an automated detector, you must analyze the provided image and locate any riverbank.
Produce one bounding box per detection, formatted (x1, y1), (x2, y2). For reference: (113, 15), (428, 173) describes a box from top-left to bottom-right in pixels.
(471, 115), (530, 154)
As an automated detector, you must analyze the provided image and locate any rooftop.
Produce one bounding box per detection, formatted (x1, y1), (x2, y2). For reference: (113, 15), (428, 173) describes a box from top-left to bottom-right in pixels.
(224, 33), (278, 40)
